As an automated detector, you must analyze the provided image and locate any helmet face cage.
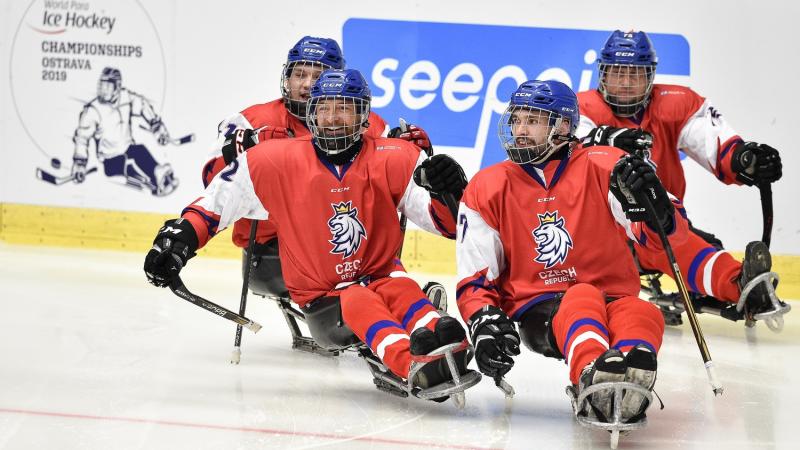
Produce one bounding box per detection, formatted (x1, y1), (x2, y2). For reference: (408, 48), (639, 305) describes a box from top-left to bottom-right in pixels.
(306, 95), (370, 155)
(498, 105), (570, 165)
(281, 60), (331, 120)
(97, 68), (121, 103)
(598, 63), (655, 117)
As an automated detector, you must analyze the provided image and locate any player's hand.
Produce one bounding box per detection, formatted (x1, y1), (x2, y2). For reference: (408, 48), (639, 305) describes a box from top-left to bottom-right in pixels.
(732, 142), (782, 186)
(144, 218), (198, 288)
(582, 126), (653, 157)
(221, 128), (257, 165)
(468, 305), (521, 378)
(610, 154), (674, 231)
(413, 154), (468, 201)
(254, 125), (293, 143)
(152, 121), (170, 146)
(389, 123), (432, 154)
(71, 158), (88, 183)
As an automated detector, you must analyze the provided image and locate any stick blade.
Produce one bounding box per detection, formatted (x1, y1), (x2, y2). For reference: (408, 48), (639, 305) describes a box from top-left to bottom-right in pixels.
(36, 168), (58, 184)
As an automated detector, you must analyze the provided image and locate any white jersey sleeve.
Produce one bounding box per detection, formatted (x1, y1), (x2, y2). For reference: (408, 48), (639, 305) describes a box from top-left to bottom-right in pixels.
(677, 99), (740, 174)
(576, 114), (598, 139)
(397, 151), (450, 236)
(456, 203), (506, 283)
(205, 113), (256, 163)
(607, 191), (638, 242)
(193, 153), (269, 231)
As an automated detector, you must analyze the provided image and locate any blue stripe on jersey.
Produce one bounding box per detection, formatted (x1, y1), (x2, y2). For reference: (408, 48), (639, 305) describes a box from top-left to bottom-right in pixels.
(401, 298), (434, 329)
(511, 292), (558, 321)
(520, 163), (546, 189)
(181, 206), (220, 237)
(456, 275), (496, 300)
(687, 247), (716, 293)
(365, 320), (403, 348)
(318, 156), (354, 181)
(429, 202), (456, 238)
(613, 339), (655, 352)
(545, 155), (571, 190)
(562, 318), (609, 357)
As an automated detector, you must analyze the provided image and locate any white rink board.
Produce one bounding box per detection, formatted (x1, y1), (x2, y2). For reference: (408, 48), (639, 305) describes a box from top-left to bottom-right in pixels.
(1, 0), (798, 255)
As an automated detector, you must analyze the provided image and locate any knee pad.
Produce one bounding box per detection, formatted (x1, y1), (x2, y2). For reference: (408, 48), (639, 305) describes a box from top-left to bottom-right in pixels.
(302, 296), (360, 350)
(245, 239), (289, 298)
(519, 298), (563, 359)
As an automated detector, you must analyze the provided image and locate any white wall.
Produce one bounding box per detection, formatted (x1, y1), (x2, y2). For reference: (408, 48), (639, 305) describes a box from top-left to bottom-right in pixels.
(1, 0), (798, 254)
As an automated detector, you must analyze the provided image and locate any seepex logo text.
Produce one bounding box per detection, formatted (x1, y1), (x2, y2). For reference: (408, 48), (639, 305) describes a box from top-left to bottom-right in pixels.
(343, 19), (690, 169)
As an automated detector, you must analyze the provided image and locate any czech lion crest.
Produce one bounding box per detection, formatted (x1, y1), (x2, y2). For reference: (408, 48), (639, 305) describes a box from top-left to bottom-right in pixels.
(327, 201), (367, 258)
(532, 211), (573, 268)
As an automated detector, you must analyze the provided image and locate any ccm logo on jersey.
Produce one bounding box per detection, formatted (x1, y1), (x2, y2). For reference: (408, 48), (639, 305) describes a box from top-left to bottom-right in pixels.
(330, 187), (350, 192)
(538, 196), (556, 203)
(344, 19), (690, 170)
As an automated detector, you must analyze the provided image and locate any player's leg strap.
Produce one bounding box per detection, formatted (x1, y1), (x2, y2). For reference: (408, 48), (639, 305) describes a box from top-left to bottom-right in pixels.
(518, 297), (564, 360)
(687, 220), (724, 250)
(244, 238), (290, 298)
(302, 296), (361, 350)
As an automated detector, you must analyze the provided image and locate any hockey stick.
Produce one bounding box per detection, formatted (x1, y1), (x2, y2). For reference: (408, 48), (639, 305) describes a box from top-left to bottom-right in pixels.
(758, 183), (773, 248)
(138, 124), (194, 146)
(170, 134), (195, 146)
(169, 277), (262, 333)
(396, 118), (434, 259)
(231, 220), (259, 364)
(36, 167), (97, 185)
(641, 195), (723, 395)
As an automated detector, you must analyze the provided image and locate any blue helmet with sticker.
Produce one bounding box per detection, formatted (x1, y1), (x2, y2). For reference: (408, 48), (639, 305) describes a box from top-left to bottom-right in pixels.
(307, 69), (372, 155)
(498, 80), (579, 165)
(286, 36), (345, 69)
(281, 36), (346, 120)
(597, 30), (658, 117)
(599, 30), (658, 66)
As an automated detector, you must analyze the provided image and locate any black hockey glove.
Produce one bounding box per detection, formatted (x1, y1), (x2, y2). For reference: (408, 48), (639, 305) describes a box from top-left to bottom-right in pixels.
(731, 142), (782, 186)
(610, 154), (674, 233)
(413, 154), (468, 202)
(221, 128), (258, 165)
(144, 218), (198, 287)
(582, 126), (653, 157)
(468, 305), (521, 378)
(388, 123), (433, 155)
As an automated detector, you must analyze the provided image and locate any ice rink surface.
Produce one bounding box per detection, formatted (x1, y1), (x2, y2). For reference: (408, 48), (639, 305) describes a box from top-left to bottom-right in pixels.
(1, 243), (798, 449)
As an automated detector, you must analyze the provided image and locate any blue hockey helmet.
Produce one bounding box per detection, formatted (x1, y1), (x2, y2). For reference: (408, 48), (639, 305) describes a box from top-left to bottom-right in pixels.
(97, 67), (122, 103)
(281, 36), (345, 120)
(597, 30), (658, 117)
(498, 79), (579, 164)
(307, 69), (371, 155)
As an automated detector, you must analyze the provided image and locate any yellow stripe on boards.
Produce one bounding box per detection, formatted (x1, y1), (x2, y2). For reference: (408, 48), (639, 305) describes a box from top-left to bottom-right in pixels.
(1, 202), (798, 299)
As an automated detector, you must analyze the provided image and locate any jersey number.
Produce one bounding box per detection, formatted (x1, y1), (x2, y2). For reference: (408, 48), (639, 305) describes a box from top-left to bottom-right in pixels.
(459, 213), (468, 243)
(221, 159), (239, 181)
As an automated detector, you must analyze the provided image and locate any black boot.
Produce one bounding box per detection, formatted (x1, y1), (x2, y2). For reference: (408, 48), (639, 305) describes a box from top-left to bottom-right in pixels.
(621, 345), (657, 423)
(578, 349), (626, 422)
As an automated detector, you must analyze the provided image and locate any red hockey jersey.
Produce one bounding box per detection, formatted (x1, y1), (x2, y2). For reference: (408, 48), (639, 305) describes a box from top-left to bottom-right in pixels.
(455, 145), (688, 322)
(185, 135), (455, 306)
(202, 98), (389, 248)
(577, 85), (743, 200)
